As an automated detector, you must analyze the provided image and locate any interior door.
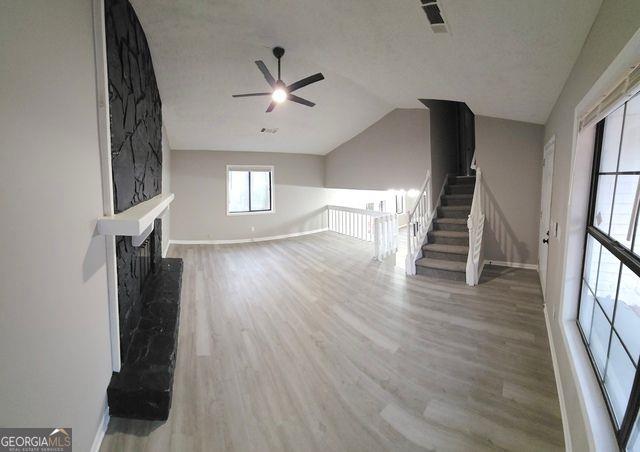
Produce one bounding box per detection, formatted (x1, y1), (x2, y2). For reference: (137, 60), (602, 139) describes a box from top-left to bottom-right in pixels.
(539, 137), (555, 297)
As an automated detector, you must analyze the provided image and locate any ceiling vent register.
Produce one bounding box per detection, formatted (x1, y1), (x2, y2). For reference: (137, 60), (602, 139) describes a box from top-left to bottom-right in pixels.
(421, 1), (449, 34)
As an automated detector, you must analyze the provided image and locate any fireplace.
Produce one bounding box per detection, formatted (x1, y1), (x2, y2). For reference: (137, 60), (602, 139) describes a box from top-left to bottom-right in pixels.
(115, 220), (162, 361)
(104, 0), (182, 421)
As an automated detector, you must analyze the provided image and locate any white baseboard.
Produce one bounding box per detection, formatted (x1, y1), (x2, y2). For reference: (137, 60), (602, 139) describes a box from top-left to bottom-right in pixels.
(170, 228), (329, 246)
(484, 259), (538, 270)
(544, 306), (572, 451)
(90, 402), (109, 452)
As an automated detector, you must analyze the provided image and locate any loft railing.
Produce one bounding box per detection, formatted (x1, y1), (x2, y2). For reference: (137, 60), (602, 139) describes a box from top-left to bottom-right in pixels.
(405, 171), (433, 275)
(465, 166), (485, 285)
(327, 205), (398, 261)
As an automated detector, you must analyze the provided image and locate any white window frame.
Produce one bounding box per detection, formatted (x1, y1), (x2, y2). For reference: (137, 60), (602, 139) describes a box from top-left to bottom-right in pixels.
(553, 34), (640, 451)
(226, 165), (275, 216)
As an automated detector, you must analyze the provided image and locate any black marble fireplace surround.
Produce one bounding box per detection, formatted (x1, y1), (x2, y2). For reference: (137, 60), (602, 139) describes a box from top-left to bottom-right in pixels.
(105, 0), (182, 421)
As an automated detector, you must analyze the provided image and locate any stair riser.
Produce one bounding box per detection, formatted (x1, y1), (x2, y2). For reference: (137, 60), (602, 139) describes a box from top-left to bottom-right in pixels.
(442, 197), (472, 206)
(448, 177), (476, 185)
(422, 250), (467, 262)
(416, 265), (466, 281)
(428, 235), (469, 246)
(447, 185), (474, 195)
(434, 222), (468, 232)
(438, 208), (470, 219)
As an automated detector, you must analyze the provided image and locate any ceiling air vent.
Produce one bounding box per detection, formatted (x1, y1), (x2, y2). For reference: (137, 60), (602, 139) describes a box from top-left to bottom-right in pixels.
(260, 128), (278, 134)
(420, 1), (449, 34)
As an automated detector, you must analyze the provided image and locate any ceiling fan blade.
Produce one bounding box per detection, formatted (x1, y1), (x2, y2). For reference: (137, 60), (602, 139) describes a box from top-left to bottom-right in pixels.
(232, 92), (271, 97)
(255, 60), (276, 87)
(288, 94), (315, 107)
(266, 101), (277, 113)
(286, 73), (325, 93)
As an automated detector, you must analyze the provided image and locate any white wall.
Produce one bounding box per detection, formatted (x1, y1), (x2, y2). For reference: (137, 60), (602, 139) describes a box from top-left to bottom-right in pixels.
(475, 116), (544, 266)
(170, 150), (328, 241)
(0, 1), (111, 451)
(543, 0), (640, 450)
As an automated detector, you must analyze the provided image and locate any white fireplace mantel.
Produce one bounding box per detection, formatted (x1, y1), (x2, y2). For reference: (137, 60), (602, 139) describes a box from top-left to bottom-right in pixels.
(97, 193), (174, 244)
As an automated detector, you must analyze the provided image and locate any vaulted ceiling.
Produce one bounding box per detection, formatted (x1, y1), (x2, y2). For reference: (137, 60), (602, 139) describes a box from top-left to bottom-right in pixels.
(130, 0), (602, 154)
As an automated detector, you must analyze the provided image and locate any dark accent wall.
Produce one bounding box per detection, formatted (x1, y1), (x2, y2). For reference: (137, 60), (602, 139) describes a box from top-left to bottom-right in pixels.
(420, 99), (463, 206)
(105, 0), (163, 361)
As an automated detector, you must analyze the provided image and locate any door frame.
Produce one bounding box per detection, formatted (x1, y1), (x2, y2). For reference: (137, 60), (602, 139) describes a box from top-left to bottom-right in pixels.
(539, 135), (556, 298)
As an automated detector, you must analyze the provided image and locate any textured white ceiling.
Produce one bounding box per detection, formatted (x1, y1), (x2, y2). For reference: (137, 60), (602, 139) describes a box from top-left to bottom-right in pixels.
(130, 0), (602, 154)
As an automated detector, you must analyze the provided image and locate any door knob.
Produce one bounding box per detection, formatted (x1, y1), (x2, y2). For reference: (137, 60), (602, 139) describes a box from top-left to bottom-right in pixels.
(543, 238), (549, 244)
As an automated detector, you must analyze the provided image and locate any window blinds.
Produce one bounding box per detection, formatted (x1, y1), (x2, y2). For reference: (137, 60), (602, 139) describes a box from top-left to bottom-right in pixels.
(579, 63), (640, 131)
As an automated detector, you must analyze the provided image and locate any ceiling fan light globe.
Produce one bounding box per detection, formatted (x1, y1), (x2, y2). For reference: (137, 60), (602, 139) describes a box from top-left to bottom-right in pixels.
(272, 88), (287, 103)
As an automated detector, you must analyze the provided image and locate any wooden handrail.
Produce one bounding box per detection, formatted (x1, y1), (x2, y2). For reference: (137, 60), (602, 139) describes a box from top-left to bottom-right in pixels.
(327, 205), (390, 218)
(327, 205), (397, 261)
(405, 171), (433, 275)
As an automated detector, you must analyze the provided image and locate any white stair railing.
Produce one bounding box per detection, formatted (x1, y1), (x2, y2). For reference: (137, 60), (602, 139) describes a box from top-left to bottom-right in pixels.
(327, 205), (398, 261)
(405, 171), (433, 275)
(466, 167), (485, 286)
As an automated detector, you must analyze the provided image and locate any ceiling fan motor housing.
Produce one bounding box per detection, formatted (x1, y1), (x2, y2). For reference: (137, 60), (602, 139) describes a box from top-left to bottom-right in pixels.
(273, 46), (285, 59)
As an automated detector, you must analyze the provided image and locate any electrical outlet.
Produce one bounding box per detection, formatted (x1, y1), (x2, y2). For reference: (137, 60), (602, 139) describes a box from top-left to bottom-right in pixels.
(251, 226), (255, 232)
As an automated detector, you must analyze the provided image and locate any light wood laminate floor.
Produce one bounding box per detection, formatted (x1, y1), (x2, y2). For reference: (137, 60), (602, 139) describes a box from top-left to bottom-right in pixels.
(101, 232), (564, 451)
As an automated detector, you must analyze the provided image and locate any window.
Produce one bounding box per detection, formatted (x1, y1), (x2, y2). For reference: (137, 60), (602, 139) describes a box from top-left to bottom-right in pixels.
(577, 93), (640, 449)
(226, 166), (273, 215)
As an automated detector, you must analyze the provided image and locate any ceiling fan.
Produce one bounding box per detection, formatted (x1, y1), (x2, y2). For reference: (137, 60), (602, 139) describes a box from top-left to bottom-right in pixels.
(232, 47), (325, 113)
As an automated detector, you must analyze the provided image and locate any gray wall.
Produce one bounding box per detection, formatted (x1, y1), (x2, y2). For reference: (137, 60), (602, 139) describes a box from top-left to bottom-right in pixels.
(475, 116), (544, 266)
(543, 0), (640, 449)
(171, 150), (327, 241)
(325, 109), (429, 191)
(421, 100), (459, 205)
(0, 1), (112, 451)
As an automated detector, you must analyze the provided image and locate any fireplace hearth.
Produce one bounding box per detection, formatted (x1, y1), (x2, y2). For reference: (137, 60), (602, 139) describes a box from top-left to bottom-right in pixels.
(107, 256), (183, 420)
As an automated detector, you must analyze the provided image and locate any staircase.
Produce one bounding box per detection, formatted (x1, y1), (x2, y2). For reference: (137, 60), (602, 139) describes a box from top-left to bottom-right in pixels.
(415, 175), (475, 281)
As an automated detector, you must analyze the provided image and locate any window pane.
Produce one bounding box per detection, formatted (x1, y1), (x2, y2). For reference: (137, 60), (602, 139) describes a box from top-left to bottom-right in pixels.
(600, 105), (624, 173)
(250, 171), (271, 211)
(584, 234), (602, 292)
(579, 281), (596, 339)
(590, 303), (612, 377)
(604, 332), (636, 424)
(620, 94), (640, 172)
(228, 170), (249, 212)
(635, 208), (640, 256)
(615, 266), (640, 362)
(610, 175), (640, 250)
(596, 247), (621, 319)
(593, 175), (616, 234)
(627, 412), (640, 451)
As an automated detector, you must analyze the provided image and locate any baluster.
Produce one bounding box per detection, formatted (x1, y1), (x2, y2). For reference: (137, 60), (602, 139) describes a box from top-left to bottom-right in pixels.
(383, 217), (387, 258)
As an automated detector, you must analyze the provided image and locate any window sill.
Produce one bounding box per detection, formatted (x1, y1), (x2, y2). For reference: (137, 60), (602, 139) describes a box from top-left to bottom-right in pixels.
(227, 210), (275, 217)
